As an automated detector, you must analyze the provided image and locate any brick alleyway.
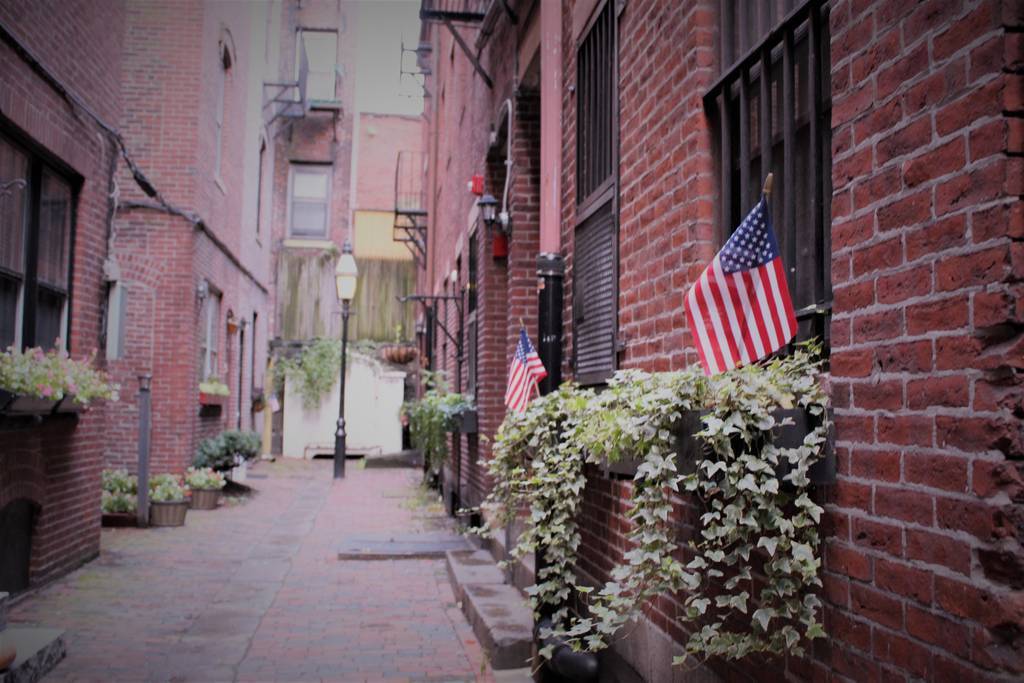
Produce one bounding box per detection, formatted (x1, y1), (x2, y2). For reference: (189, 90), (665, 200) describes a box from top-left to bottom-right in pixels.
(9, 460), (496, 682)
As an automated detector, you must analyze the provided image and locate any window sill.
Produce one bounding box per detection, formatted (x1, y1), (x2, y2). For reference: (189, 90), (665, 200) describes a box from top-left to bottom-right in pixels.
(282, 237), (333, 249)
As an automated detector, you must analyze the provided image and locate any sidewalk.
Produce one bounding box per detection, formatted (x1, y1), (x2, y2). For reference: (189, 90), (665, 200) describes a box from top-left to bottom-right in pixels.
(9, 460), (496, 682)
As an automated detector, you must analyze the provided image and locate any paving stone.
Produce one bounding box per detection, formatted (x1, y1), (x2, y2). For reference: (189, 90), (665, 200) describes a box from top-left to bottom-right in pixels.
(338, 532), (471, 559)
(445, 549), (506, 603)
(461, 583), (533, 670)
(7, 460), (497, 681)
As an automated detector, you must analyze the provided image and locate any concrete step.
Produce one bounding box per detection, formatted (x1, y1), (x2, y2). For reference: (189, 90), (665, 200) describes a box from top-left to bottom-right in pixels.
(337, 532), (471, 560)
(461, 583), (534, 670)
(0, 627), (66, 683)
(445, 550), (505, 603)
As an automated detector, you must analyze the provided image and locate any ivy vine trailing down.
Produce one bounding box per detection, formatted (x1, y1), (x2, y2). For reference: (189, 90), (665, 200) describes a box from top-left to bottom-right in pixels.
(472, 343), (830, 665)
(403, 371), (474, 475)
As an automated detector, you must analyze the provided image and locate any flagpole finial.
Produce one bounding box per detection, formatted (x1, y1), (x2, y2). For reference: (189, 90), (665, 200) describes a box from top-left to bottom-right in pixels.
(519, 317), (525, 330)
(763, 173), (774, 199)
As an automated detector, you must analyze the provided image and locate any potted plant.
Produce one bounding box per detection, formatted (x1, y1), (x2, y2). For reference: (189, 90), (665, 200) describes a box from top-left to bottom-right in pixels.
(198, 378), (230, 410)
(100, 469), (138, 527)
(148, 473), (189, 527)
(184, 466), (226, 510)
(0, 345), (118, 416)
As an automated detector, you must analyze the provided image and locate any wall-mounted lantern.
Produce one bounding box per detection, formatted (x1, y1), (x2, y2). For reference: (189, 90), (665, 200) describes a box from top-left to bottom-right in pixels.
(476, 193), (508, 259)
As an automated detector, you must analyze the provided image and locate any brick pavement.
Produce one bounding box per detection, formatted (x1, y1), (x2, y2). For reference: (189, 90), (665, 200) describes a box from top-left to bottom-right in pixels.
(9, 460), (496, 682)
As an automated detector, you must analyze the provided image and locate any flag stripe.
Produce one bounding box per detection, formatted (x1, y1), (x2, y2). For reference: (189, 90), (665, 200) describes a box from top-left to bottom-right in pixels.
(685, 285), (717, 375)
(704, 265), (742, 369)
(731, 269), (767, 360)
(713, 258), (754, 365)
(698, 268), (734, 371)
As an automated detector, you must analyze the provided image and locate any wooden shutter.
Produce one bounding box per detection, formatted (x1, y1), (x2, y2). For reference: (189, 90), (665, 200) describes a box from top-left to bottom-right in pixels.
(573, 202), (616, 384)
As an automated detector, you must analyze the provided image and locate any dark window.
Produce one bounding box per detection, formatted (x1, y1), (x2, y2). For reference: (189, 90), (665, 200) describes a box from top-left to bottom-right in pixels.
(573, 0), (618, 384)
(466, 231), (478, 397)
(256, 140), (266, 237)
(705, 0), (832, 348)
(0, 131), (74, 351)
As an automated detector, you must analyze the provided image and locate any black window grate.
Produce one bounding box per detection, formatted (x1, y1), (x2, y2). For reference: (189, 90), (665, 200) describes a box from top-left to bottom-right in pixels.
(705, 0), (832, 348)
(576, 1), (616, 206)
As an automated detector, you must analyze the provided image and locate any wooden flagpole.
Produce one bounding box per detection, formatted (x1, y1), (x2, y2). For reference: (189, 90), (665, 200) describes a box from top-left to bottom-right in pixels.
(763, 172), (774, 199)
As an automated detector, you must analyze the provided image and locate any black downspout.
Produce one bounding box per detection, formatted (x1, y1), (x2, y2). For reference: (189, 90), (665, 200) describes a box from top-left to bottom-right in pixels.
(535, 254), (597, 682)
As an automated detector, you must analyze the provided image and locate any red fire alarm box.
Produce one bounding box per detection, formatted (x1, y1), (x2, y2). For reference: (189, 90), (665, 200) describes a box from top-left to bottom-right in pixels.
(469, 174), (484, 196)
(492, 232), (509, 259)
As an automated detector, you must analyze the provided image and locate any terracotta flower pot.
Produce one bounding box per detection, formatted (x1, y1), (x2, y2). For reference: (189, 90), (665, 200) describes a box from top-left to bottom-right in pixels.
(190, 488), (221, 510)
(149, 500), (188, 527)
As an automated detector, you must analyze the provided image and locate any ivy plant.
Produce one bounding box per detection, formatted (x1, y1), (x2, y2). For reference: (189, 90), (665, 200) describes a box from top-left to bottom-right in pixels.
(473, 343), (830, 665)
(273, 338), (343, 409)
(403, 371), (474, 474)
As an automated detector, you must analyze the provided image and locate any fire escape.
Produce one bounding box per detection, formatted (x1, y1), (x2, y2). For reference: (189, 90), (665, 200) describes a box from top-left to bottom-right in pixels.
(393, 151), (428, 266)
(419, 0), (496, 89)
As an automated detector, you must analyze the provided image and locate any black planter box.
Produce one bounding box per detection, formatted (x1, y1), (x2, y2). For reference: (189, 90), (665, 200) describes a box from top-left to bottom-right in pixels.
(451, 409), (478, 434)
(600, 408), (835, 486)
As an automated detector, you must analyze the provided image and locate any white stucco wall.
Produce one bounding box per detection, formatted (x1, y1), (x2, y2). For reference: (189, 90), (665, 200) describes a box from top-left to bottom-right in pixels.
(281, 351), (405, 458)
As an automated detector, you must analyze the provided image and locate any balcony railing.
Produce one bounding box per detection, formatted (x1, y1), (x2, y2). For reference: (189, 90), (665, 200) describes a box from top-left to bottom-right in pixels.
(420, 0), (487, 23)
(393, 151), (428, 266)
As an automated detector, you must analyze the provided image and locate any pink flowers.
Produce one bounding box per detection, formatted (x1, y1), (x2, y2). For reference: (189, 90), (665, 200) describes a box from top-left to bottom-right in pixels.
(1, 345), (119, 405)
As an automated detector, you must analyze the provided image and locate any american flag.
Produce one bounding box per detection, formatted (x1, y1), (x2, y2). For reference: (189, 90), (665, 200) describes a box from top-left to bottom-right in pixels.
(505, 328), (547, 413)
(684, 196), (797, 376)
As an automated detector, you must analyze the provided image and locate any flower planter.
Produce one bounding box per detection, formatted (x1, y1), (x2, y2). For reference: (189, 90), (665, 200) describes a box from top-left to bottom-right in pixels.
(452, 409), (478, 434)
(190, 488), (221, 510)
(101, 512), (138, 528)
(199, 392), (228, 407)
(0, 389), (59, 416)
(380, 344), (418, 365)
(55, 394), (84, 414)
(149, 500), (188, 527)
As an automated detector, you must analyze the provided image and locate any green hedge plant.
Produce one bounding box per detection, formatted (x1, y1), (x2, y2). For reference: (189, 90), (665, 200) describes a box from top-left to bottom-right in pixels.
(194, 430), (262, 472)
(402, 372), (474, 474)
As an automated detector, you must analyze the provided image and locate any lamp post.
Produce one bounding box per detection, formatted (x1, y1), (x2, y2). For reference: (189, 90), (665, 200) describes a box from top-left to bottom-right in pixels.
(333, 240), (358, 479)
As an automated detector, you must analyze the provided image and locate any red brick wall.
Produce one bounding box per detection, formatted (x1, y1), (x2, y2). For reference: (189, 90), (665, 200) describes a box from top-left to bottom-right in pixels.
(430, 0), (1023, 678)
(0, 0), (125, 587)
(355, 113), (423, 211)
(107, 0), (273, 474)
(564, 0), (1024, 680)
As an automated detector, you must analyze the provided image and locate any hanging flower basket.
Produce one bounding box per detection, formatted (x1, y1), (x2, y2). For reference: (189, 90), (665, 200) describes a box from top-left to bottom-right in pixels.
(380, 344), (418, 365)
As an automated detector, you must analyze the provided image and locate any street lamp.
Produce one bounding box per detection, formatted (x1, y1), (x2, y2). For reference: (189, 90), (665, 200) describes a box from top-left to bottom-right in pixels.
(333, 240), (358, 479)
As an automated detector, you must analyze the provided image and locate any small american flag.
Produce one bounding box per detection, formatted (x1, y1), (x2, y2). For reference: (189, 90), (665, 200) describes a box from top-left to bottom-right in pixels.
(684, 196), (797, 376)
(505, 328), (547, 413)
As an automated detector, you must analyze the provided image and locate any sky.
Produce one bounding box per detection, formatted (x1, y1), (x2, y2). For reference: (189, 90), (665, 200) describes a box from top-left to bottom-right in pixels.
(353, 0), (425, 116)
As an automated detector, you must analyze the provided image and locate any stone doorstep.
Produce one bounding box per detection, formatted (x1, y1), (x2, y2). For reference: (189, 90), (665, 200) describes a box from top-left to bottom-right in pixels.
(445, 550), (534, 672)
(445, 550), (505, 604)
(337, 532), (471, 560)
(0, 627), (66, 683)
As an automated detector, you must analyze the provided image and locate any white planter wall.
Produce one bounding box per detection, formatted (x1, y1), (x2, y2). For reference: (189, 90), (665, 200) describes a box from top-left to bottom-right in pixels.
(281, 351), (405, 459)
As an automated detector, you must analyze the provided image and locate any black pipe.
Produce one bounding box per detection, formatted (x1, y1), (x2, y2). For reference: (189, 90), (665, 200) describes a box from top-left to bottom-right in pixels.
(536, 253), (597, 681)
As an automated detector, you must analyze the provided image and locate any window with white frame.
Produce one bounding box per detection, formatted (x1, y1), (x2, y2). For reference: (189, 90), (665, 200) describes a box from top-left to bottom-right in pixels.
(288, 164), (331, 237)
(0, 131), (74, 351)
(199, 289), (221, 380)
(296, 29), (338, 102)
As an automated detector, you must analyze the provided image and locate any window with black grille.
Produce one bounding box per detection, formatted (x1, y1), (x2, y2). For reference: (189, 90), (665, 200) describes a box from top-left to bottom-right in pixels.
(704, 0), (832, 349)
(573, 0), (618, 384)
(466, 231), (478, 397)
(0, 130), (75, 352)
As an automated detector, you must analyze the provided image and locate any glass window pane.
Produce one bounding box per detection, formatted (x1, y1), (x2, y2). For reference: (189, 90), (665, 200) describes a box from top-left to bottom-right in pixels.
(0, 135), (29, 275)
(292, 170), (328, 199)
(302, 31), (336, 99)
(291, 201), (327, 235)
(0, 273), (20, 350)
(37, 170), (72, 290)
(35, 286), (65, 350)
(307, 73), (336, 101)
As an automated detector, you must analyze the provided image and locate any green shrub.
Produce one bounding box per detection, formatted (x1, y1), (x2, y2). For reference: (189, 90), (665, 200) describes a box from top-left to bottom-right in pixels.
(149, 473), (186, 503)
(193, 430), (262, 472)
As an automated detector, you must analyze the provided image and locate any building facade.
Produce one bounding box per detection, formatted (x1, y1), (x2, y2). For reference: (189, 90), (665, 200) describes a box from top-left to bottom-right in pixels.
(103, 0), (278, 475)
(420, 0), (1024, 680)
(0, 0), (126, 588)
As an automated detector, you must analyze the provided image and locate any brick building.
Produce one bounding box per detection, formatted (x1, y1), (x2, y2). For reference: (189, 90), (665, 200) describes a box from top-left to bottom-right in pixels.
(0, 0), (125, 588)
(103, 0), (277, 475)
(420, 0), (1023, 680)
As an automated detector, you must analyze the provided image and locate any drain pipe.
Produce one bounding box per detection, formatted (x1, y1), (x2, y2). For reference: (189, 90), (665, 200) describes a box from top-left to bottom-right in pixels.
(534, 0), (598, 679)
